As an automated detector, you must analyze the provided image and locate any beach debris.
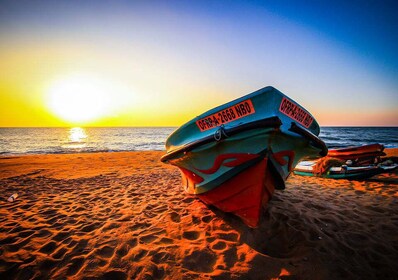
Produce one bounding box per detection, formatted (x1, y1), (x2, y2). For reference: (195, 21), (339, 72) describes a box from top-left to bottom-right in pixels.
(7, 193), (18, 202)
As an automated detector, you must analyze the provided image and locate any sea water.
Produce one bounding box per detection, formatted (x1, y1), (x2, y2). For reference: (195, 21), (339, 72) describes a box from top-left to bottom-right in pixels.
(0, 126), (397, 155)
(319, 127), (398, 149)
(0, 127), (175, 154)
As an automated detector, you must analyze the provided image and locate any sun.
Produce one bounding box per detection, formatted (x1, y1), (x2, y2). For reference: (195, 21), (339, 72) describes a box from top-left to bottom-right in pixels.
(47, 73), (113, 124)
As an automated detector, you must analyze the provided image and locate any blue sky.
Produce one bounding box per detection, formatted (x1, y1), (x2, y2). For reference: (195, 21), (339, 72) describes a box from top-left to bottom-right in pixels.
(0, 0), (397, 126)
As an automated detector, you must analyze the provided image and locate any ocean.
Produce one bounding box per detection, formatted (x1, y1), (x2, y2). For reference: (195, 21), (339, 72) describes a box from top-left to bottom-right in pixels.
(0, 127), (397, 155)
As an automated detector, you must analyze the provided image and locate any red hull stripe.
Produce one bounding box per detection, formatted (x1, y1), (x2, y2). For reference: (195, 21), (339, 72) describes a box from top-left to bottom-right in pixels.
(272, 150), (295, 172)
(179, 167), (204, 184)
(195, 153), (260, 175)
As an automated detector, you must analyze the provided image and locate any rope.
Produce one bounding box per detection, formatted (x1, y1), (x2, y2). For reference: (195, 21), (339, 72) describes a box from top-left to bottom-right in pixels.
(214, 125), (228, 141)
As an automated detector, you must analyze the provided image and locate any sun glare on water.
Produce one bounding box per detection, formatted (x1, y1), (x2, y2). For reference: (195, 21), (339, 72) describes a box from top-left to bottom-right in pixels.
(47, 73), (117, 124)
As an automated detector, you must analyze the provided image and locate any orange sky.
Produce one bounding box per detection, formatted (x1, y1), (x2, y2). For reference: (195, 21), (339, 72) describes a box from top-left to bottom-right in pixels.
(1, 1), (397, 127)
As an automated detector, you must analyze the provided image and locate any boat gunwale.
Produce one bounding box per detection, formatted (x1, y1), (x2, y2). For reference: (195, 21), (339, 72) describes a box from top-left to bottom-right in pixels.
(160, 117), (282, 163)
(289, 122), (328, 156)
(161, 117), (328, 163)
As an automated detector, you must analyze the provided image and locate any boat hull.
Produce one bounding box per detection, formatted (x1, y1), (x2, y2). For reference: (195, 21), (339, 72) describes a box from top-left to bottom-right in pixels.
(327, 144), (385, 165)
(294, 161), (398, 180)
(328, 144), (384, 157)
(198, 158), (270, 227)
(161, 86), (327, 227)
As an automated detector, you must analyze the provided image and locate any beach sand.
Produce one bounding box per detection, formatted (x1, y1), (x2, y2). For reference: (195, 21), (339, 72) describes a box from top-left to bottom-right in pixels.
(1, 150), (397, 279)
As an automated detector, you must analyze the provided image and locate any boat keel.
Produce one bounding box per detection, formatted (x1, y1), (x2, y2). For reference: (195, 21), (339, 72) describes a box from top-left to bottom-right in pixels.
(197, 158), (275, 228)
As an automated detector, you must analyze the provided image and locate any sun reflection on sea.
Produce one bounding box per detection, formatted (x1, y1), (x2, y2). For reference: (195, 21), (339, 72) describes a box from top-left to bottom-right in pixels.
(70, 127), (87, 142)
(64, 127), (88, 149)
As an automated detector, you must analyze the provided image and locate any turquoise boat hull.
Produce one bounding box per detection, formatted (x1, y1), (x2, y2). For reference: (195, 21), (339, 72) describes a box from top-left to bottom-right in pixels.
(161, 86), (327, 227)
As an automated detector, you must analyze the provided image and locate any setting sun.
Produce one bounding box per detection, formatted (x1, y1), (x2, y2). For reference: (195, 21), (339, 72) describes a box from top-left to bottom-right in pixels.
(47, 73), (114, 124)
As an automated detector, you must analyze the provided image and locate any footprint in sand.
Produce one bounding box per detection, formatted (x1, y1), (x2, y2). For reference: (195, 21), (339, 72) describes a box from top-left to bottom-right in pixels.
(132, 249), (148, 262)
(182, 249), (216, 273)
(223, 247), (238, 269)
(73, 239), (89, 254)
(66, 257), (85, 276)
(201, 215), (213, 223)
(151, 265), (166, 279)
(10, 225), (26, 234)
(0, 235), (16, 247)
(127, 237), (138, 248)
(182, 231), (200, 240)
(169, 212), (181, 223)
(97, 245), (115, 258)
(151, 251), (173, 264)
(159, 237), (174, 244)
(116, 245), (129, 258)
(32, 229), (52, 238)
(211, 241), (227, 250)
(7, 236), (31, 252)
(217, 232), (239, 242)
(139, 234), (158, 244)
(130, 222), (151, 231)
(102, 222), (119, 231)
(191, 216), (201, 225)
(80, 223), (100, 233)
(39, 241), (57, 254)
(102, 270), (127, 280)
(18, 230), (34, 238)
(182, 197), (195, 204)
(52, 247), (68, 259)
(38, 259), (59, 272)
(16, 265), (36, 279)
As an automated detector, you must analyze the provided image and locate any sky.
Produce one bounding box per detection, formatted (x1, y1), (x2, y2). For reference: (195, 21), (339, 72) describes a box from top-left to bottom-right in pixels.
(0, 0), (397, 127)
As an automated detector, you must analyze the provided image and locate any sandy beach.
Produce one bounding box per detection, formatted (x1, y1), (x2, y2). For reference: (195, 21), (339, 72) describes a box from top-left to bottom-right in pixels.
(0, 150), (397, 279)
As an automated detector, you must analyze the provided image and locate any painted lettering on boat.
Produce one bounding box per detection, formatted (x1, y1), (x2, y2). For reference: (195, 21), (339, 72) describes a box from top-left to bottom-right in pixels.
(196, 99), (255, 131)
(279, 97), (313, 128)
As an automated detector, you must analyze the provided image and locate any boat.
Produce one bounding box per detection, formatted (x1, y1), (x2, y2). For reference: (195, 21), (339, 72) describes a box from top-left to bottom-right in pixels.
(294, 159), (397, 180)
(161, 86), (327, 227)
(293, 144), (397, 179)
(327, 144), (386, 165)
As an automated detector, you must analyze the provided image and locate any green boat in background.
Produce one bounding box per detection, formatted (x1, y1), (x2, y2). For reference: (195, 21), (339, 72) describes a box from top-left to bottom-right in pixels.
(161, 86), (327, 227)
(294, 144), (398, 180)
(294, 161), (397, 180)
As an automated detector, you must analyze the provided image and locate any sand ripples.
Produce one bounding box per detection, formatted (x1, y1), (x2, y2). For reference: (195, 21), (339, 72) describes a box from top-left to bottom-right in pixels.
(1, 151), (397, 279)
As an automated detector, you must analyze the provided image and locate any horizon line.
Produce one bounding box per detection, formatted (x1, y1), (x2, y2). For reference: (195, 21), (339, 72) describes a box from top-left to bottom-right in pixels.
(0, 125), (397, 128)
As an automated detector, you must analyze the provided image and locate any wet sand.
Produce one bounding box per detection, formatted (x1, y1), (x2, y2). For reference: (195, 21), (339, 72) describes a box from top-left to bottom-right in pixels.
(1, 150), (397, 279)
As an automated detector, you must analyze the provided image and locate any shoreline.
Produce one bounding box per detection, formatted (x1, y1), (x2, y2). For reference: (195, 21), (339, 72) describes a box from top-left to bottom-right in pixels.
(1, 150), (397, 279)
(1, 146), (397, 157)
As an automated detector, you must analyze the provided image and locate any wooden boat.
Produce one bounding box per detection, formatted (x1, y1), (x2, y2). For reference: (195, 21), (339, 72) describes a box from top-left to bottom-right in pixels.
(161, 86), (327, 227)
(327, 144), (386, 165)
(294, 160), (397, 180)
(294, 144), (397, 179)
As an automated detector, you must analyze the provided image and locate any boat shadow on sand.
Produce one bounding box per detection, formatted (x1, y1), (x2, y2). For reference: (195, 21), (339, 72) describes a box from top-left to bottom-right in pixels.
(201, 169), (398, 279)
(365, 172), (398, 184)
(205, 199), (309, 259)
(203, 167), (398, 257)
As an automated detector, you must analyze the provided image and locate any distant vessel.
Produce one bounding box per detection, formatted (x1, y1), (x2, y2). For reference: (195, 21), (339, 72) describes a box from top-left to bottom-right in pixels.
(161, 86), (327, 227)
